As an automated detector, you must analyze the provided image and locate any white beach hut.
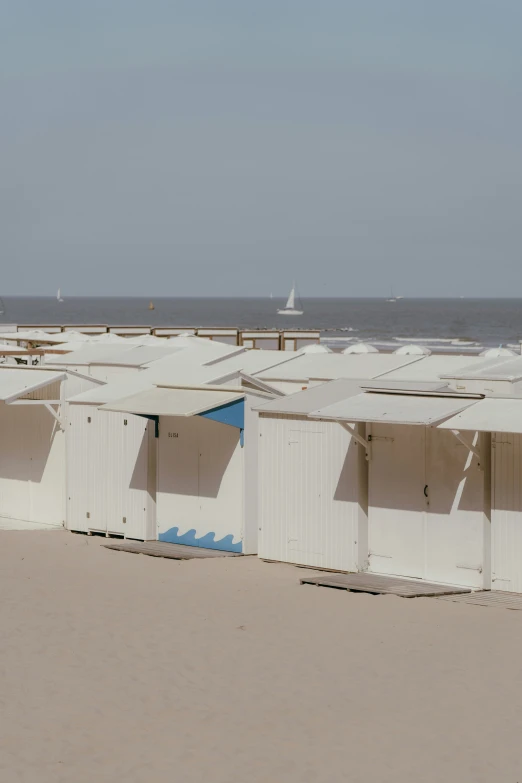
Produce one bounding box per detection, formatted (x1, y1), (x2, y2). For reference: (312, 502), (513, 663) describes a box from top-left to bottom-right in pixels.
(439, 356), (522, 395)
(99, 384), (272, 553)
(66, 340), (276, 551)
(66, 373), (159, 540)
(311, 387), (489, 588)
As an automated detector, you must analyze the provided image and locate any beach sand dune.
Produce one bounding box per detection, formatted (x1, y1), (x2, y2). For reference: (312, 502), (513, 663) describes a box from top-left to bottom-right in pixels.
(1, 530), (522, 782)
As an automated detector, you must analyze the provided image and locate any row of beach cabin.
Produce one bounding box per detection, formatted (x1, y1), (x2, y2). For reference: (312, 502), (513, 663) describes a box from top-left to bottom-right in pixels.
(2, 335), (522, 592)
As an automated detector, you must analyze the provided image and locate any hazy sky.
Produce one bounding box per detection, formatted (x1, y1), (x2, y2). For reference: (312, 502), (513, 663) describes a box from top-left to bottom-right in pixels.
(1, 0), (521, 297)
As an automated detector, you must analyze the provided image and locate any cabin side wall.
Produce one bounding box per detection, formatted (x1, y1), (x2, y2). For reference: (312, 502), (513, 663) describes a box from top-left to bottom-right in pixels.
(242, 393), (262, 555)
(0, 403), (65, 529)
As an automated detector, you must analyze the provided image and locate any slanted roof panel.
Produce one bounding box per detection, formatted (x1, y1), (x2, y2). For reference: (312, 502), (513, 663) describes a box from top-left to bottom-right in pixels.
(441, 356), (522, 382)
(256, 353), (420, 382)
(49, 344), (135, 366)
(438, 398), (522, 433)
(205, 349), (300, 379)
(311, 391), (478, 426)
(255, 378), (364, 415)
(376, 355), (485, 382)
(100, 387), (244, 417)
(67, 374), (156, 404)
(91, 345), (181, 367)
(0, 369), (65, 402)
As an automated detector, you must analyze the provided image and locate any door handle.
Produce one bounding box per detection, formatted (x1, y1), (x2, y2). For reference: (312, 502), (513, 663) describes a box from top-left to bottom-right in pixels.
(424, 484), (429, 498)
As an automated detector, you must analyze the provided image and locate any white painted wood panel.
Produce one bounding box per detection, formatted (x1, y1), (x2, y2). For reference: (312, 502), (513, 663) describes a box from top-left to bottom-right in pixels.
(66, 405), (153, 539)
(368, 423), (427, 578)
(258, 414), (359, 570)
(368, 424), (486, 587)
(492, 433), (522, 592)
(426, 428), (484, 588)
(0, 403), (64, 528)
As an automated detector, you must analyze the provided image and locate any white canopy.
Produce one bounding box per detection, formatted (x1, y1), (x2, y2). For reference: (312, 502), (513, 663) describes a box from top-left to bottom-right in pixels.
(479, 347), (516, 358)
(297, 344), (332, 354)
(100, 387), (244, 417)
(54, 331), (92, 343)
(393, 344), (432, 356)
(126, 334), (166, 345)
(0, 330), (65, 344)
(88, 333), (128, 344)
(310, 391), (478, 426)
(342, 342), (379, 354)
(438, 397), (522, 433)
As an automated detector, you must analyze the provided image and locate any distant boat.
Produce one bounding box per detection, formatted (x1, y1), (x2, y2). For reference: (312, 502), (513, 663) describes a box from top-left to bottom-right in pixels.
(57, 288), (64, 303)
(277, 282), (303, 316)
(149, 301), (155, 311)
(386, 286), (396, 303)
(269, 292), (273, 299)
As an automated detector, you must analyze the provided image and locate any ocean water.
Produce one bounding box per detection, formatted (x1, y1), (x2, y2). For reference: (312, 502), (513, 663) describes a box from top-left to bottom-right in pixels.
(1, 297), (522, 352)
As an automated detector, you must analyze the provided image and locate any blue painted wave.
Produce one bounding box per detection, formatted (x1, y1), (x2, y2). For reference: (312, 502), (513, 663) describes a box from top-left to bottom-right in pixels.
(159, 526), (243, 553)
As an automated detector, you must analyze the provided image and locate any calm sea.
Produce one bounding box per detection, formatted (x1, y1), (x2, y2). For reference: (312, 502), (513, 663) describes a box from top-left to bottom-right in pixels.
(2, 297), (522, 352)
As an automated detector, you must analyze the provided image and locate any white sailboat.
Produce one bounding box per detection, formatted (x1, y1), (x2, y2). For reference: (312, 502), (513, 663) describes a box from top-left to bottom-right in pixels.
(57, 288), (64, 303)
(277, 282), (303, 316)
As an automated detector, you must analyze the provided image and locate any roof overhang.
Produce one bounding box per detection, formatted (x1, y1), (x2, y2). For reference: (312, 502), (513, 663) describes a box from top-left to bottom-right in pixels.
(438, 397), (522, 433)
(309, 391), (480, 426)
(99, 387), (245, 417)
(0, 370), (66, 404)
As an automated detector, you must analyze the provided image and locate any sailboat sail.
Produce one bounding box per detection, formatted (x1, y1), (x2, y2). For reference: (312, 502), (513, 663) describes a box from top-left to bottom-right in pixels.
(285, 287), (296, 310)
(277, 282), (303, 315)
(57, 288), (64, 302)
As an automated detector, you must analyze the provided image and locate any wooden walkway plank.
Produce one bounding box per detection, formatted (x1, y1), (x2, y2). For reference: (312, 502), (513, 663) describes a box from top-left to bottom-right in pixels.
(103, 540), (241, 560)
(300, 571), (471, 598)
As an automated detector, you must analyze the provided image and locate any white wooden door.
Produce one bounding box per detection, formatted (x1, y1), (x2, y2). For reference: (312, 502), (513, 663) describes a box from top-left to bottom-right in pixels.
(492, 433), (522, 592)
(66, 406), (98, 533)
(425, 428), (484, 588)
(368, 423), (427, 578)
(286, 428), (325, 566)
(104, 416), (150, 540)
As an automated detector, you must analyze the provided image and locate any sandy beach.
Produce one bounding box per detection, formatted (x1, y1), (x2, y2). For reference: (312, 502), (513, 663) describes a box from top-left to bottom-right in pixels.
(1, 530), (522, 782)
